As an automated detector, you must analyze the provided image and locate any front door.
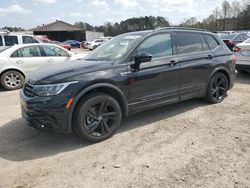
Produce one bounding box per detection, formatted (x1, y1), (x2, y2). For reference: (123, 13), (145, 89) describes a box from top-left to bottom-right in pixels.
(127, 33), (179, 112)
(8, 46), (47, 74)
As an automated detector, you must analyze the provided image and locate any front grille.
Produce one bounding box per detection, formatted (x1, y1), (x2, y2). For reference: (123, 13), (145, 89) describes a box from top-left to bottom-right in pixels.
(23, 83), (36, 98)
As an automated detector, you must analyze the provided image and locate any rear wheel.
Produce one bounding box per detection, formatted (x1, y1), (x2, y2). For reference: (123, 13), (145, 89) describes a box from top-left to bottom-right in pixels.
(205, 72), (228, 104)
(1, 70), (24, 90)
(74, 93), (122, 142)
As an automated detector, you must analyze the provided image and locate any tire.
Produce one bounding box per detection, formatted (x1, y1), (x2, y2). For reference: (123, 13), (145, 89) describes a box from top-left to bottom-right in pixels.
(205, 72), (229, 104)
(74, 93), (122, 142)
(1, 70), (24, 90)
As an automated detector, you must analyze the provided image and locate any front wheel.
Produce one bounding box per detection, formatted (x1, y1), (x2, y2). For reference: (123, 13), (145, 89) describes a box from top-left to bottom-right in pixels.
(1, 70), (24, 90)
(74, 93), (122, 142)
(205, 72), (229, 104)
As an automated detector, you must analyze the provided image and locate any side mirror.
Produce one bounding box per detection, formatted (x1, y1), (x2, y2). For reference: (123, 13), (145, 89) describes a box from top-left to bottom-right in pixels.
(131, 51), (152, 71)
(68, 53), (73, 57)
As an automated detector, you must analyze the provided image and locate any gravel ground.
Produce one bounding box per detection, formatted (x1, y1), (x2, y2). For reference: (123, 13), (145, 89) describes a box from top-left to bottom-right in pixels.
(0, 73), (250, 188)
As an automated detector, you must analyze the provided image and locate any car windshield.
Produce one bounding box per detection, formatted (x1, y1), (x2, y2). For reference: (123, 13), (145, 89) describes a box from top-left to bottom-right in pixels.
(220, 34), (237, 40)
(244, 38), (250, 43)
(84, 34), (143, 61)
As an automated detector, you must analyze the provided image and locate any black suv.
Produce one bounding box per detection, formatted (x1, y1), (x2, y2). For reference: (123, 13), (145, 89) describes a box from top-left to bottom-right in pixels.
(20, 28), (236, 142)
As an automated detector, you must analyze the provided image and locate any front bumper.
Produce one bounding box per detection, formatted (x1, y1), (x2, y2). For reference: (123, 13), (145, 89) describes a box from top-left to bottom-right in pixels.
(20, 90), (72, 133)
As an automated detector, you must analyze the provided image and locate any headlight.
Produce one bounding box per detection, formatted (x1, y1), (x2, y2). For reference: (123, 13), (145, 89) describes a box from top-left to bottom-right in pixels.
(33, 81), (78, 97)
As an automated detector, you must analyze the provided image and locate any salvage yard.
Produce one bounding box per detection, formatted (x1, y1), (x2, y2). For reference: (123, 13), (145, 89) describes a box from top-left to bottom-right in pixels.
(0, 73), (250, 188)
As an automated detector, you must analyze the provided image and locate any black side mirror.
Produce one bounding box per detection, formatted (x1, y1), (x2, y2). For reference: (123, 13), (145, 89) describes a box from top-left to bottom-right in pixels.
(131, 51), (152, 71)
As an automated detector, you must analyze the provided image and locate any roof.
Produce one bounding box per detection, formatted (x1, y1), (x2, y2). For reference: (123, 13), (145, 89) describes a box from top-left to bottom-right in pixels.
(30, 20), (83, 32)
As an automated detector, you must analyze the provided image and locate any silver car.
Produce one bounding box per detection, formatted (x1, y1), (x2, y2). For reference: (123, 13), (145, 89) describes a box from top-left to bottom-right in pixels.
(0, 43), (86, 90)
(234, 38), (250, 73)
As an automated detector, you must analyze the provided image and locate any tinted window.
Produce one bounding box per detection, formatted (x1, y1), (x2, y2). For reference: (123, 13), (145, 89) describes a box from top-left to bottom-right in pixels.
(11, 46), (42, 58)
(205, 35), (219, 50)
(4, 36), (18, 46)
(0, 36), (2, 46)
(175, 34), (203, 54)
(137, 34), (172, 59)
(201, 35), (209, 51)
(22, 36), (39, 44)
(42, 46), (68, 57)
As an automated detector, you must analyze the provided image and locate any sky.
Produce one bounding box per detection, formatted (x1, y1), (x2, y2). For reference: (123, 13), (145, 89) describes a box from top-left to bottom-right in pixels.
(0, 0), (236, 29)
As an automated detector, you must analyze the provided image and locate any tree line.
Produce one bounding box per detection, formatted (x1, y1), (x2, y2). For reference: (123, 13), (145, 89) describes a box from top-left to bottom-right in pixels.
(74, 0), (250, 35)
(2, 0), (249, 35)
(180, 0), (250, 32)
(74, 16), (170, 36)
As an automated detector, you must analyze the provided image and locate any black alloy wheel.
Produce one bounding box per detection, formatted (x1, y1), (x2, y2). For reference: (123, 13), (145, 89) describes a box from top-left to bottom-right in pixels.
(75, 93), (122, 142)
(205, 72), (228, 103)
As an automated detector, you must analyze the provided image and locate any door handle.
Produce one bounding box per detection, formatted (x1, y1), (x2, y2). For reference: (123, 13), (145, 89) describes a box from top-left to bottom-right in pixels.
(48, 59), (55, 63)
(168, 60), (178, 67)
(207, 55), (213, 60)
(16, 60), (24, 64)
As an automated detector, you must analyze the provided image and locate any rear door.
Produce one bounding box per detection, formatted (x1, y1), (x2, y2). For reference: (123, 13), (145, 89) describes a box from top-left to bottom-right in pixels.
(40, 45), (71, 64)
(8, 46), (47, 73)
(127, 32), (179, 111)
(173, 31), (215, 99)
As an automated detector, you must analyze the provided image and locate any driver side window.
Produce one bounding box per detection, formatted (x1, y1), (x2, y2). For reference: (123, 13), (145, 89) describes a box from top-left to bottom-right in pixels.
(137, 34), (173, 60)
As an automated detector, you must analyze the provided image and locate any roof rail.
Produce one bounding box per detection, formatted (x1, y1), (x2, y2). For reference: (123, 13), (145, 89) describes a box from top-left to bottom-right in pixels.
(155, 27), (208, 32)
(0, 28), (10, 34)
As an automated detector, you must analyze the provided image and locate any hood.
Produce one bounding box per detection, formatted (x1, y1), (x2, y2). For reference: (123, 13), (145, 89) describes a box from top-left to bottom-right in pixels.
(27, 60), (114, 85)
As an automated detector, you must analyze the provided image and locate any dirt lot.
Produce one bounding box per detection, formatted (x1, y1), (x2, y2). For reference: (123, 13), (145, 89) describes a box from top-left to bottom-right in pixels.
(0, 73), (250, 188)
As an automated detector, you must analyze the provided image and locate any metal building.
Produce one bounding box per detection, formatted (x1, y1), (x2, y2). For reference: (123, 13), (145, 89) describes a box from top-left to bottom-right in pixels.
(30, 20), (85, 42)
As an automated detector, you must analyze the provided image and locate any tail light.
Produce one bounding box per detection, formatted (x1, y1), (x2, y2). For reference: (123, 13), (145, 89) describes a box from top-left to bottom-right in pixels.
(231, 54), (237, 64)
(233, 47), (241, 52)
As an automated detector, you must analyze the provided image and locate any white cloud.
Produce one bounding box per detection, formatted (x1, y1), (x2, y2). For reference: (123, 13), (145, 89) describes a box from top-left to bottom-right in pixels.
(74, 0), (82, 2)
(91, 0), (108, 8)
(33, 0), (57, 5)
(0, 4), (31, 16)
(114, 0), (139, 8)
(69, 12), (82, 17)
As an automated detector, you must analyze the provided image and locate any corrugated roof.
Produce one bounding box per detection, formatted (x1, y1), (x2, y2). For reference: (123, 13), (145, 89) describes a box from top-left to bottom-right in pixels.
(30, 20), (83, 31)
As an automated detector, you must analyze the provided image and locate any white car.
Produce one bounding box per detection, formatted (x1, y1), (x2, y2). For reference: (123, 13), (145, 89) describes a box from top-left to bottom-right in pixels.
(86, 38), (112, 50)
(233, 38), (250, 73)
(0, 43), (86, 90)
(0, 29), (41, 50)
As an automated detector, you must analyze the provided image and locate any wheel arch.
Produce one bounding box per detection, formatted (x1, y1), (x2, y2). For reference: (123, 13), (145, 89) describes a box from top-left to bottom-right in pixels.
(0, 68), (26, 79)
(68, 83), (129, 132)
(207, 67), (231, 90)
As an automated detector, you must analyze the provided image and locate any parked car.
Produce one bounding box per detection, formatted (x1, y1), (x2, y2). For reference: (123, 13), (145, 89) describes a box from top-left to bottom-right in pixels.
(63, 40), (81, 48)
(86, 37), (112, 50)
(0, 43), (86, 90)
(233, 38), (250, 73)
(36, 36), (51, 43)
(220, 33), (249, 50)
(52, 40), (71, 51)
(20, 28), (235, 142)
(0, 30), (40, 50)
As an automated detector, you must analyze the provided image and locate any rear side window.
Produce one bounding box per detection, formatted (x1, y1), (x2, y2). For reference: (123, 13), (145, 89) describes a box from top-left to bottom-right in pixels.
(11, 46), (42, 58)
(42, 46), (68, 57)
(4, 36), (18, 46)
(137, 33), (173, 59)
(205, 35), (219, 50)
(22, 36), (39, 44)
(0, 36), (2, 46)
(175, 33), (203, 54)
